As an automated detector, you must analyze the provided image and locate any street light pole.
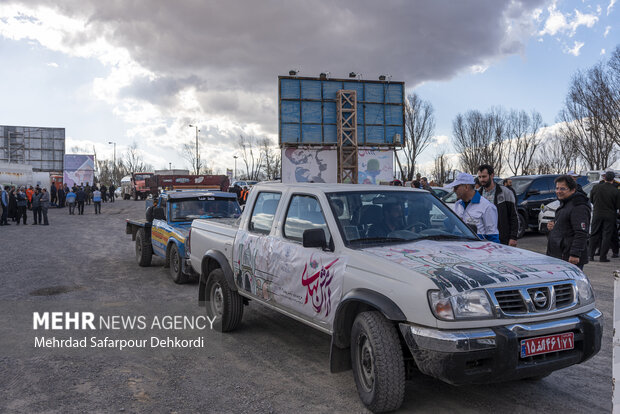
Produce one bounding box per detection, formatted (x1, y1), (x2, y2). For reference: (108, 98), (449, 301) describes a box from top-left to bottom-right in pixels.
(108, 141), (116, 185)
(233, 155), (238, 180)
(189, 124), (200, 174)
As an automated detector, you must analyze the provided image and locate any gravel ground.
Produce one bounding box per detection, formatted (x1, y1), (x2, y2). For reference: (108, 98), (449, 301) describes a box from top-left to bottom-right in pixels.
(0, 200), (615, 413)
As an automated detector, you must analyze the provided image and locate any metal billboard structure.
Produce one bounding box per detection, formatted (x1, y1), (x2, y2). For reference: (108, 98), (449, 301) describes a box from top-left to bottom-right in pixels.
(0, 125), (65, 172)
(279, 76), (405, 183)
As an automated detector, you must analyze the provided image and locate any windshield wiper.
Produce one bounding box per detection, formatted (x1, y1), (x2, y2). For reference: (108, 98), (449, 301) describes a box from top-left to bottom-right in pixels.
(349, 237), (408, 244)
(414, 234), (478, 241)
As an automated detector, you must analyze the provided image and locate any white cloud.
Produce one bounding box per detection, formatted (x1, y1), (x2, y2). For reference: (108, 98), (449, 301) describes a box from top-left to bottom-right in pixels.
(608, 0), (617, 15)
(539, 2), (599, 37)
(604, 25), (611, 37)
(46, 62), (58, 67)
(601, 48), (606, 55)
(566, 41), (585, 56)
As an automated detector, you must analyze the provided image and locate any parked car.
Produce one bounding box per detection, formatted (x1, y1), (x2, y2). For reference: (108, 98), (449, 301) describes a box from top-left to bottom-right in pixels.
(510, 175), (589, 238)
(430, 186), (449, 199)
(189, 183), (602, 412)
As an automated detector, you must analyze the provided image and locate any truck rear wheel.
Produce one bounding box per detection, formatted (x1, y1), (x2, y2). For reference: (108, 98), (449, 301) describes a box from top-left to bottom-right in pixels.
(169, 244), (189, 284)
(136, 228), (152, 267)
(205, 268), (243, 332)
(351, 311), (405, 413)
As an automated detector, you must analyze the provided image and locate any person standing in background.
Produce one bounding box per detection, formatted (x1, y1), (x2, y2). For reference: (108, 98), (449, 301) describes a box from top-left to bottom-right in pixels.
(66, 188), (77, 215)
(93, 186), (102, 214)
(477, 164), (519, 247)
(50, 184), (57, 206)
(40, 188), (50, 225)
(15, 186), (28, 225)
(31, 187), (42, 224)
(546, 175), (591, 269)
(1, 185), (9, 226)
(589, 171), (620, 262)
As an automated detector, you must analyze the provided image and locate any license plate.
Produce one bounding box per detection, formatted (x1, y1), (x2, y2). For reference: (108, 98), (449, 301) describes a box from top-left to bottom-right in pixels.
(520, 332), (574, 358)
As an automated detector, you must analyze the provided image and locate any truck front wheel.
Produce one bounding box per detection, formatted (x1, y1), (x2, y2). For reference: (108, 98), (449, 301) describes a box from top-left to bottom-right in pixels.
(169, 244), (189, 284)
(205, 269), (243, 332)
(351, 311), (405, 413)
(135, 228), (152, 267)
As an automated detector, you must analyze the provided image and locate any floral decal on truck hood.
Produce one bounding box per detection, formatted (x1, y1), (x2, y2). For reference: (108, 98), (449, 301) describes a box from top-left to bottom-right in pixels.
(362, 240), (583, 297)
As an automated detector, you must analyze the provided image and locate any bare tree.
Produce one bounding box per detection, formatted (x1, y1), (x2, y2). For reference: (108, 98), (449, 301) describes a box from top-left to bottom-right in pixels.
(559, 84), (618, 170)
(238, 135), (264, 181)
(402, 93), (435, 180)
(123, 141), (153, 173)
(532, 133), (579, 174)
(557, 48), (620, 169)
(431, 151), (453, 185)
(505, 110), (543, 175)
(452, 108), (506, 174)
(259, 138), (281, 180)
(181, 142), (205, 175)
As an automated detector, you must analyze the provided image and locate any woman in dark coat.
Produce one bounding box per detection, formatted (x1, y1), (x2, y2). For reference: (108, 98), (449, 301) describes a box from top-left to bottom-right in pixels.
(8, 187), (17, 221)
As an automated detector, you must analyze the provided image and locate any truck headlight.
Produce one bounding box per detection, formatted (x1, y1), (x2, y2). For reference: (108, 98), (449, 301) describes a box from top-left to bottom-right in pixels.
(574, 272), (594, 305)
(428, 289), (494, 321)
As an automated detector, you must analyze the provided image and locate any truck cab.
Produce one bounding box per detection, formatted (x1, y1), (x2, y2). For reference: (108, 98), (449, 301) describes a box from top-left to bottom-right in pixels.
(126, 190), (241, 283)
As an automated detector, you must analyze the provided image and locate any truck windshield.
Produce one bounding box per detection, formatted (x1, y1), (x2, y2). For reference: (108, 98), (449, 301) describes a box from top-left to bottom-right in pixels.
(134, 174), (152, 181)
(326, 190), (478, 245)
(170, 198), (241, 222)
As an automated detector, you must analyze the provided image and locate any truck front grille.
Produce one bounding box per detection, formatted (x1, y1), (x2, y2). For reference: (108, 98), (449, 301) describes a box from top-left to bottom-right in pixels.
(490, 281), (577, 317)
(494, 290), (526, 313)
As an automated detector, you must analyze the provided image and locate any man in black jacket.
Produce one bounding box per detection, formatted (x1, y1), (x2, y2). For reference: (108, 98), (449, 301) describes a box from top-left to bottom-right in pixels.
(477, 164), (518, 246)
(546, 175), (591, 269)
(589, 171), (620, 262)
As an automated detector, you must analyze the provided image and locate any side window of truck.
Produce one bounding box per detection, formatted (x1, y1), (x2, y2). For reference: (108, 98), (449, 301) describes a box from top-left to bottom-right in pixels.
(249, 192), (281, 234)
(283, 195), (331, 244)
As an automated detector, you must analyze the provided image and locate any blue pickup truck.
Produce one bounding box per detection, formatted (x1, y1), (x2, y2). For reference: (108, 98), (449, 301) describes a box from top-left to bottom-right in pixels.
(126, 190), (241, 283)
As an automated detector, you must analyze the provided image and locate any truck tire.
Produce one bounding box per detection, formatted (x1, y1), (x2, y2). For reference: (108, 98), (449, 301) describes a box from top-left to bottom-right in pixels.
(136, 228), (152, 267)
(205, 268), (243, 332)
(517, 212), (527, 239)
(169, 244), (189, 284)
(351, 311), (405, 413)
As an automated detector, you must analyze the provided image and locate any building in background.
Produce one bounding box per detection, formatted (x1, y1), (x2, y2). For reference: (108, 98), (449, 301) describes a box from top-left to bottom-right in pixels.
(0, 125), (65, 172)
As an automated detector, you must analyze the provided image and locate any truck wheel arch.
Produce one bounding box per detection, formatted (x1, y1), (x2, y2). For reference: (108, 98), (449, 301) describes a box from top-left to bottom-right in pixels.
(330, 289), (407, 373)
(198, 250), (237, 306)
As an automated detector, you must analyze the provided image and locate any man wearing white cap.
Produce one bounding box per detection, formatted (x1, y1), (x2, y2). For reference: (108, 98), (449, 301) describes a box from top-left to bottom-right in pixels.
(445, 172), (500, 243)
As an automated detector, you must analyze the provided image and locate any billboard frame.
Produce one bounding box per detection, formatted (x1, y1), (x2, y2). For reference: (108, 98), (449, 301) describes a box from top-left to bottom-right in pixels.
(278, 76), (405, 148)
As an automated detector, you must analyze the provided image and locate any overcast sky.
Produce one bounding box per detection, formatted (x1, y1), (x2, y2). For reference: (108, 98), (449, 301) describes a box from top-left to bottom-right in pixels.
(0, 0), (618, 175)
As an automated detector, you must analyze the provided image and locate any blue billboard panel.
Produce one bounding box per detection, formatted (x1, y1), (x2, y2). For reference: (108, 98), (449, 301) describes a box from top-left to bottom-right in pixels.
(279, 76), (404, 146)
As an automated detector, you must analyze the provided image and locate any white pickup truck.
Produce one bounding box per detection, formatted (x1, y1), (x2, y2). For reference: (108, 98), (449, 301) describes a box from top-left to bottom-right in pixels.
(188, 183), (602, 413)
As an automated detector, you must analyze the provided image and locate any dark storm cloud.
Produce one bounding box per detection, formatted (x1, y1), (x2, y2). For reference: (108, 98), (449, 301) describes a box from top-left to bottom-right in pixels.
(15, 0), (548, 128)
(29, 0), (547, 83)
(118, 74), (203, 105)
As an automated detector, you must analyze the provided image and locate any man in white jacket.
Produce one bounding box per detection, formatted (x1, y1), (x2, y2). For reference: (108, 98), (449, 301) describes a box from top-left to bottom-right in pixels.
(445, 172), (500, 243)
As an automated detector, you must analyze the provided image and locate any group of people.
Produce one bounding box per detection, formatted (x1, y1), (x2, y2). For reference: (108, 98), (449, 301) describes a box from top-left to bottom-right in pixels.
(445, 165), (517, 246)
(0, 181), (119, 226)
(229, 183), (250, 205)
(447, 165), (620, 270)
(51, 182), (116, 208)
(62, 184), (104, 215)
(1, 185), (50, 225)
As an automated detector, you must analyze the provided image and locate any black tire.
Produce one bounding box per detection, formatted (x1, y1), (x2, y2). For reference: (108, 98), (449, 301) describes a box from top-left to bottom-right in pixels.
(135, 228), (152, 267)
(169, 244), (189, 284)
(205, 268), (244, 332)
(517, 212), (527, 239)
(351, 311), (405, 413)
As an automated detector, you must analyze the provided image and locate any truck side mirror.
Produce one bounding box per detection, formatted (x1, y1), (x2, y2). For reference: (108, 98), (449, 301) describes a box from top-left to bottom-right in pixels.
(153, 207), (166, 221)
(303, 228), (327, 250)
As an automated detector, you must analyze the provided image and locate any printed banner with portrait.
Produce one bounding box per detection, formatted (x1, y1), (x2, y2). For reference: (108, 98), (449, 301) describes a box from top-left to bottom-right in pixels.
(281, 147), (338, 183)
(64, 154), (95, 188)
(358, 148), (394, 184)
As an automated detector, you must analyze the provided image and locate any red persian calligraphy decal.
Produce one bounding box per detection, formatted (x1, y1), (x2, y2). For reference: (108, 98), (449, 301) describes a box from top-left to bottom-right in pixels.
(301, 256), (339, 317)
